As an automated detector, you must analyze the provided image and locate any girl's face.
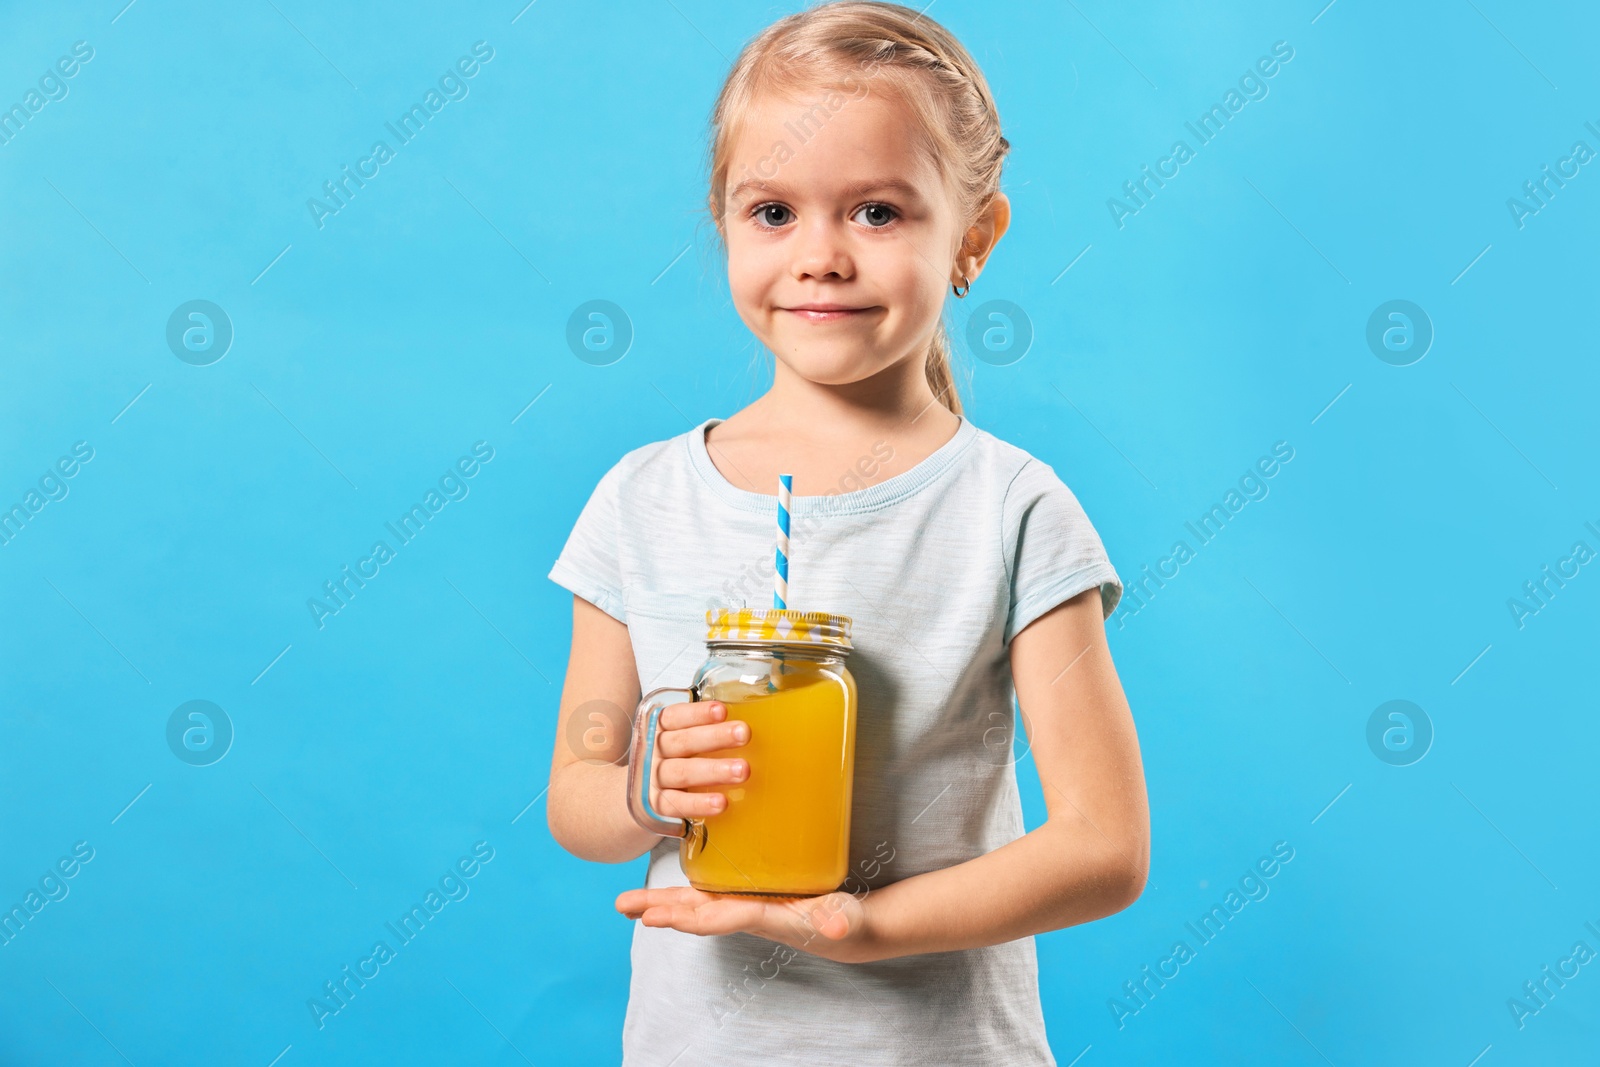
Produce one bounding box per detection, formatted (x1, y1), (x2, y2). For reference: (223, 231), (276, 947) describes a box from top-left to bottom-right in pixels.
(719, 86), (981, 388)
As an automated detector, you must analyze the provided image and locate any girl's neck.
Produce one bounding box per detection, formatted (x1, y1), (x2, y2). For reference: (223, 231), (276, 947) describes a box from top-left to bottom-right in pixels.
(739, 348), (954, 442)
(704, 349), (963, 496)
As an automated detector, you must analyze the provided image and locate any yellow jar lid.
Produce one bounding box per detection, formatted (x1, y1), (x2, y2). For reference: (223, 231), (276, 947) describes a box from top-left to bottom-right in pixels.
(704, 608), (853, 650)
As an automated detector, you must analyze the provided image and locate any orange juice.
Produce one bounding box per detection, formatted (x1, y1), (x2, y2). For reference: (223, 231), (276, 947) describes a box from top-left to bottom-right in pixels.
(682, 663), (857, 896)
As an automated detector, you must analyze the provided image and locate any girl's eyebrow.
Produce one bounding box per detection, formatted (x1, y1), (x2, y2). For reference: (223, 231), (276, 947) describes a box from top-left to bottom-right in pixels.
(727, 177), (925, 206)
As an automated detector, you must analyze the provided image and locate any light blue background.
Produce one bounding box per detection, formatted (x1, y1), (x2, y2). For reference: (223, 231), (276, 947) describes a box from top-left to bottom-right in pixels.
(2, 1), (1595, 1064)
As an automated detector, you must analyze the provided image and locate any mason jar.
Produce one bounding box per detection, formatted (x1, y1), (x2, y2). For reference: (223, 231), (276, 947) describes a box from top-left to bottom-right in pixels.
(627, 608), (857, 897)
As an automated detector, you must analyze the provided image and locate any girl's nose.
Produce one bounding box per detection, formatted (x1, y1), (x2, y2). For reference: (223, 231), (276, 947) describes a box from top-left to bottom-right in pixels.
(790, 218), (854, 282)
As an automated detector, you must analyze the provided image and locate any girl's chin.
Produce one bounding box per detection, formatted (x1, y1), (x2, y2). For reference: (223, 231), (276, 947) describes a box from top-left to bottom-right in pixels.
(769, 337), (911, 383)
(775, 353), (895, 387)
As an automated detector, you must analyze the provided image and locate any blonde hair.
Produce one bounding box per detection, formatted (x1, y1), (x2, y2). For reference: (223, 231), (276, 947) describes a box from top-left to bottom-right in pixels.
(702, 1), (1010, 417)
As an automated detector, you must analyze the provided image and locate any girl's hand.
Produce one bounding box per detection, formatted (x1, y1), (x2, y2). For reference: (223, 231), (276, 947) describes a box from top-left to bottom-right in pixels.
(626, 699), (878, 962)
(615, 885), (876, 964)
(648, 699), (750, 822)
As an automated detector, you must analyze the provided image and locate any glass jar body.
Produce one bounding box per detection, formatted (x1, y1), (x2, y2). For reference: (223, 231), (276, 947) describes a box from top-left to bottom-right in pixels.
(679, 642), (858, 896)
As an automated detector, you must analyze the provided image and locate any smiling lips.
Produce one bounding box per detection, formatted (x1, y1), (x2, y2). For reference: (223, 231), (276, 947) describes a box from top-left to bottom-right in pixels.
(782, 304), (877, 323)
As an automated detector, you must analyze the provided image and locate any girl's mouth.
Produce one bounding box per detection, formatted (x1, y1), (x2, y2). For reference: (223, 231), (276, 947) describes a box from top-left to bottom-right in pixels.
(782, 305), (877, 323)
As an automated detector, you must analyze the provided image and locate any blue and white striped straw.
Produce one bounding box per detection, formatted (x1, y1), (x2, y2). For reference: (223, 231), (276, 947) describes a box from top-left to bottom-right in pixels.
(773, 473), (792, 610)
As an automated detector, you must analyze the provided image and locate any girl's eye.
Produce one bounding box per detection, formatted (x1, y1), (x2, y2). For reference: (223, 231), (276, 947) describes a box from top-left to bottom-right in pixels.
(751, 203), (793, 229)
(746, 202), (899, 230)
(853, 203), (897, 228)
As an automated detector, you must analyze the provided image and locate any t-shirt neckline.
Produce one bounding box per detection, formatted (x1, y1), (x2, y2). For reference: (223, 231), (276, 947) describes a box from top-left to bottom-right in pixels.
(687, 413), (979, 515)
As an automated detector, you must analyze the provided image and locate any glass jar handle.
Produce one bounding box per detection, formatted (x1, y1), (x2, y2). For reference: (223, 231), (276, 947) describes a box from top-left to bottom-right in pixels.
(626, 686), (695, 838)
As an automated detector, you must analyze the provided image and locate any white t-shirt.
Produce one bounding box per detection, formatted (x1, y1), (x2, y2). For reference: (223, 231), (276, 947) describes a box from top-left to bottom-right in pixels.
(548, 414), (1122, 1066)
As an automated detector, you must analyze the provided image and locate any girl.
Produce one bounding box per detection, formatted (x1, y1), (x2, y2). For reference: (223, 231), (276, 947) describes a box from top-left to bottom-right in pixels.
(546, 3), (1149, 1063)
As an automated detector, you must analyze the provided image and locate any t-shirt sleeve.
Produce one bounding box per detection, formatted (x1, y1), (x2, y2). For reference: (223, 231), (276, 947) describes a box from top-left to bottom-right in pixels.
(547, 461), (628, 625)
(1002, 458), (1122, 644)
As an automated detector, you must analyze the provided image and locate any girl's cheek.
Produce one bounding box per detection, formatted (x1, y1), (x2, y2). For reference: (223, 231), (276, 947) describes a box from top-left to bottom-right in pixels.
(726, 277), (766, 324)
(724, 237), (768, 282)
(727, 261), (785, 318)
(881, 262), (941, 319)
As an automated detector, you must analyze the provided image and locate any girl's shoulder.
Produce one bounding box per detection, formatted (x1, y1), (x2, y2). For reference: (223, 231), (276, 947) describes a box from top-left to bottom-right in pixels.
(965, 420), (1036, 468)
(589, 424), (701, 486)
(962, 421), (1079, 498)
(958, 423), (1110, 550)
(570, 422), (720, 524)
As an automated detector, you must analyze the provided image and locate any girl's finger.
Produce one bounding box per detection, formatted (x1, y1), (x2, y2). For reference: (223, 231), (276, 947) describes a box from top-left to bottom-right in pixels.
(616, 890), (773, 938)
(656, 717), (750, 759)
(657, 700), (727, 731)
(641, 899), (765, 938)
(657, 754), (748, 790)
(656, 786), (730, 819)
(806, 901), (852, 941)
(639, 904), (697, 931)
(615, 886), (709, 913)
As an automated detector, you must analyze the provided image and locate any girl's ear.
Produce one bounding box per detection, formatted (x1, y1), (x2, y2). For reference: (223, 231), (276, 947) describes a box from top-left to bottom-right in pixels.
(953, 192), (1012, 287)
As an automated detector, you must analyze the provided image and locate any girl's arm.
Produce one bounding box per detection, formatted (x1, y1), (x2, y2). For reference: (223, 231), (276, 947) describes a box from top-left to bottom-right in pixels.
(854, 585), (1149, 960)
(547, 596), (660, 863)
(614, 585), (1149, 964)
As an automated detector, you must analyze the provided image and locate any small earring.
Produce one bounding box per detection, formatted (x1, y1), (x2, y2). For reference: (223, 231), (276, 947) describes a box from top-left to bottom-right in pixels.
(952, 275), (970, 298)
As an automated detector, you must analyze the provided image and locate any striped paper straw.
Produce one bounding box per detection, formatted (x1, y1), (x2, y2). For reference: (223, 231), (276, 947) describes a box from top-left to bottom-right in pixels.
(769, 473), (793, 694)
(773, 474), (792, 609)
